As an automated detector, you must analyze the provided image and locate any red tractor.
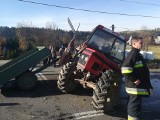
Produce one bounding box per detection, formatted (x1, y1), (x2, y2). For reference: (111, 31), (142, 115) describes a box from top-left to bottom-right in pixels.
(57, 25), (127, 112)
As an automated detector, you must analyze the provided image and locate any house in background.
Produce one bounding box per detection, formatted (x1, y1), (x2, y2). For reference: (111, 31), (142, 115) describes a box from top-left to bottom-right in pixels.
(154, 35), (160, 44)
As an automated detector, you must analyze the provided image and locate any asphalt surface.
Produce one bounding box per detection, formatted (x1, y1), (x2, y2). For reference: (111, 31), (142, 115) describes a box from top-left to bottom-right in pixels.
(0, 60), (160, 120)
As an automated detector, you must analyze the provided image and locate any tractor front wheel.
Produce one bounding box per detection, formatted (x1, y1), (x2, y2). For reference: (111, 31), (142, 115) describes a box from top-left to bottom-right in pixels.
(57, 62), (78, 93)
(92, 70), (121, 113)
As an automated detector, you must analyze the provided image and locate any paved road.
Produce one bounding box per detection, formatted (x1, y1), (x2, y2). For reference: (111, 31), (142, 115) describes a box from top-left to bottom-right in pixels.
(0, 61), (160, 120)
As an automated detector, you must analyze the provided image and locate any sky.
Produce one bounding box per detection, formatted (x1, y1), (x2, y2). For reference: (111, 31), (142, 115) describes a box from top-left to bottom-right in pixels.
(1, 0), (160, 32)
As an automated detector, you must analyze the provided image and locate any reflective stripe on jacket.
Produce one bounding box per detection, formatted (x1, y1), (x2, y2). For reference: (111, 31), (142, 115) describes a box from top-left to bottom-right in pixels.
(128, 115), (140, 120)
(126, 87), (149, 95)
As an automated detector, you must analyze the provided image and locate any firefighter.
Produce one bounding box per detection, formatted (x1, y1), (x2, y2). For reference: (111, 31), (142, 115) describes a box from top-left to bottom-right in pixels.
(121, 36), (153, 120)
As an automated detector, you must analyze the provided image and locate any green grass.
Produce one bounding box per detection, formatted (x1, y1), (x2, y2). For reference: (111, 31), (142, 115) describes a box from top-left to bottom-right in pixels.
(148, 45), (160, 60)
(147, 45), (160, 71)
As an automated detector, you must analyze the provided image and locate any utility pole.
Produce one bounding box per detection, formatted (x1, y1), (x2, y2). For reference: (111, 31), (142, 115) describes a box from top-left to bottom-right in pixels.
(111, 24), (115, 32)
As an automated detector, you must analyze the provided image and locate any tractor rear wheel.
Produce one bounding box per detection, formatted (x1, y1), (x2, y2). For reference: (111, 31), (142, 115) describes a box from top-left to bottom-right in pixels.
(17, 71), (37, 90)
(92, 70), (121, 113)
(57, 62), (78, 93)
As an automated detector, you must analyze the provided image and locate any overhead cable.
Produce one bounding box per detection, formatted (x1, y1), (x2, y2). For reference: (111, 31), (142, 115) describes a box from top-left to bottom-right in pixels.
(18, 0), (160, 19)
(119, 0), (160, 7)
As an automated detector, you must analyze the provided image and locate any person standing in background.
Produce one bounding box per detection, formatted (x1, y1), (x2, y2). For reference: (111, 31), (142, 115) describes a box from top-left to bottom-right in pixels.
(51, 46), (57, 67)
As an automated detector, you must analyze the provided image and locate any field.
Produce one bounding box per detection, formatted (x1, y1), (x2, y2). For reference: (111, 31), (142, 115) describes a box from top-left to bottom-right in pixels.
(148, 45), (160, 72)
(148, 45), (160, 60)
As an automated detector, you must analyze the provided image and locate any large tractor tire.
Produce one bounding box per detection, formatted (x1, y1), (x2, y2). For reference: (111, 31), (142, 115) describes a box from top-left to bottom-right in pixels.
(16, 71), (38, 90)
(57, 62), (78, 93)
(92, 70), (121, 113)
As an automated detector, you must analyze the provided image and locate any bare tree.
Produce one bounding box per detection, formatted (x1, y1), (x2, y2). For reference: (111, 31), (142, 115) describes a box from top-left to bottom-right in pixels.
(140, 26), (152, 51)
(44, 21), (59, 46)
(16, 21), (35, 52)
(45, 21), (57, 30)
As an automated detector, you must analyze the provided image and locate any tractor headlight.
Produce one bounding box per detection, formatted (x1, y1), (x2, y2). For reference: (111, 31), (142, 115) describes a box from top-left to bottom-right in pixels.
(81, 54), (84, 59)
(78, 53), (89, 66)
(84, 56), (89, 62)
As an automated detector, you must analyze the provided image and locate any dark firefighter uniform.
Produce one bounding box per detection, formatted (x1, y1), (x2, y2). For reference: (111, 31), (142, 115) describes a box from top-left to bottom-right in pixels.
(121, 47), (152, 120)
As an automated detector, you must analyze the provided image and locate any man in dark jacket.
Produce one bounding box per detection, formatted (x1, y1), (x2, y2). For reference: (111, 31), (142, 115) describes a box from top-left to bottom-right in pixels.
(121, 36), (153, 120)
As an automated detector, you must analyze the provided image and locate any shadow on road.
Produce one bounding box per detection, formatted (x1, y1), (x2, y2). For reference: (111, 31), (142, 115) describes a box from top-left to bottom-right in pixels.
(141, 111), (160, 120)
(0, 103), (20, 106)
(0, 79), (93, 98)
(106, 103), (127, 120)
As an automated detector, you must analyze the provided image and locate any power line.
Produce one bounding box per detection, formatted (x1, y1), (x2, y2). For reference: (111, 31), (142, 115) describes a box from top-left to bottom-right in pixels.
(18, 0), (160, 19)
(119, 0), (160, 7)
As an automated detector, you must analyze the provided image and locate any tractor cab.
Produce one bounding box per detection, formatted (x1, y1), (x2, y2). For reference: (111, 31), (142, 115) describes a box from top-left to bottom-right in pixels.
(77, 25), (127, 76)
(87, 25), (126, 64)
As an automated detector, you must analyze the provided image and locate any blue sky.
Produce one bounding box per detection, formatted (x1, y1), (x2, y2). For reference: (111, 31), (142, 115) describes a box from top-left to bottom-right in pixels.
(1, 0), (160, 32)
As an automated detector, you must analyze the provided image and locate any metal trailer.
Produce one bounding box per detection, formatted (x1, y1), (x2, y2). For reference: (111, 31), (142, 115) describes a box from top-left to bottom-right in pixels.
(0, 47), (58, 90)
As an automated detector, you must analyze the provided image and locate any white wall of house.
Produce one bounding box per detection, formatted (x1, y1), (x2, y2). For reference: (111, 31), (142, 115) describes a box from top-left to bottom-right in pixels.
(155, 36), (160, 44)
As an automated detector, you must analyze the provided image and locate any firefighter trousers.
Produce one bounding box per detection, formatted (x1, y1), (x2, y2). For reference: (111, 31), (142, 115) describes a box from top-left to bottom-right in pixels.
(127, 94), (141, 120)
